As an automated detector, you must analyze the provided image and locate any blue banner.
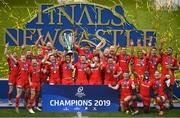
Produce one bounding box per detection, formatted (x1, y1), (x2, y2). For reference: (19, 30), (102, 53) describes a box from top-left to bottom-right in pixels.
(6, 3), (156, 49)
(42, 85), (119, 112)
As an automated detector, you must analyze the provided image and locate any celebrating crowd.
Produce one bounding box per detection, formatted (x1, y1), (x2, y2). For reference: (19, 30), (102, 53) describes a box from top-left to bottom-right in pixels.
(4, 33), (180, 116)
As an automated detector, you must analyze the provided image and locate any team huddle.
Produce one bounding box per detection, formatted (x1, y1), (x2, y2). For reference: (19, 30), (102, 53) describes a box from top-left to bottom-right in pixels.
(4, 34), (179, 116)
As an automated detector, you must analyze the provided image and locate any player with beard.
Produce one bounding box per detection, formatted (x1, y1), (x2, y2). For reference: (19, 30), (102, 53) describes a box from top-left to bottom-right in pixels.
(159, 40), (179, 107)
(35, 48), (48, 85)
(118, 47), (132, 72)
(53, 49), (62, 62)
(131, 71), (154, 115)
(20, 44), (34, 66)
(109, 71), (135, 114)
(102, 56), (122, 85)
(153, 71), (171, 116)
(4, 43), (18, 105)
(14, 55), (30, 113)
(109, 46), (117, 62)
(102, 48), (110, 64)
(35, 35), (53, 56)
(74, 55), (90, 85)
(132, 49), (148, 79)
(26, 50), (33, 65)
(44, 54), (61, 85)
(147, 44), (161, 80)
(74, 42), (94, 62)
(73, 31), (106, 62)
(28, 59), (42, 114)
(117, 46), (133, 80)
(61, 53), (75, 85)
(88, 56), (103, 85)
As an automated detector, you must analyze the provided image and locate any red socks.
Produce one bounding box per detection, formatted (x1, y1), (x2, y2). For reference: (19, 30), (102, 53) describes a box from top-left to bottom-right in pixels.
(8, 92), (13, 101)
(29, 98), (34, 109)
(24, 95), (29, 106)
(15, 97), (20, 108)
(35, 96), (39, 107)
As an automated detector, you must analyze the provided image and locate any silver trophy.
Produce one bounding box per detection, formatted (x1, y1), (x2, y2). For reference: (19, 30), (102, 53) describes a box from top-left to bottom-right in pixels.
(62, 33), (74, 55)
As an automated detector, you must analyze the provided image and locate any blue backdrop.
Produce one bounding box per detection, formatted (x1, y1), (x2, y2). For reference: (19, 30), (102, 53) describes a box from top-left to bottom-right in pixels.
(42, 85), (119, 112)
(6, 3), (156, 50)
(0, 80), (179, 100)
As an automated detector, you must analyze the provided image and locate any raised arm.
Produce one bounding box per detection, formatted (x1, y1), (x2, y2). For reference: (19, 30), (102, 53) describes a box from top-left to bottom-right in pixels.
(42, 52), (52, 65)
(170, 58), (179, 71)
(4, 43), (9, 58)
(20, 44), (26, 55)
(146, 42), (153, 58)
(159, 38), (164, 56)
(73, 41), (79, 50)
(72, 31), (79, 49)
(137, 40), (147, 55)
(35, 35), (44, 47)
(95, 36), (106, 50)
(108, 84), (120, 90)
(130, 40), (134, 57)
(9, 54), (18, 64)
(28, 72), (32, 87)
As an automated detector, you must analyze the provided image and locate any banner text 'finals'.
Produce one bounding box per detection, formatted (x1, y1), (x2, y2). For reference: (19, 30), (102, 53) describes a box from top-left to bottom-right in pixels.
(5, 3), (156, 50)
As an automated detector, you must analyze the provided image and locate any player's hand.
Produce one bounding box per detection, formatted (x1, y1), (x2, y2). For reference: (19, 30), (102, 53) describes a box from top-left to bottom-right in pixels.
(131, 84), (135, 89)
(30, 82), (32, 87)
(108, 84), (112, 88)
(42, 69), (46, 74)
(39, 35), (43, 40)
(5, 43), (9, 48)
(137, 40), (141, 46)
(165, 74), (171, 79)
(72, 30), (77, 37)
(130, 40), (134, 46)
(148, 42), (152, 47)
(165, 79), (171, 87)
(90, 63), (95, 68)
(70, 64), (75, 69)
(113, 75), (119, 78)
(165, 65), (171, 69)
(160, 38), (164, 46)
(31, 45), (35, 48)
(22, 44), (26, 49)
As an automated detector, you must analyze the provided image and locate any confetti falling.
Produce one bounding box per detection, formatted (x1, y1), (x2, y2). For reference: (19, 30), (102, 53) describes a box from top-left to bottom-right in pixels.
(0, 0), (179, 79)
